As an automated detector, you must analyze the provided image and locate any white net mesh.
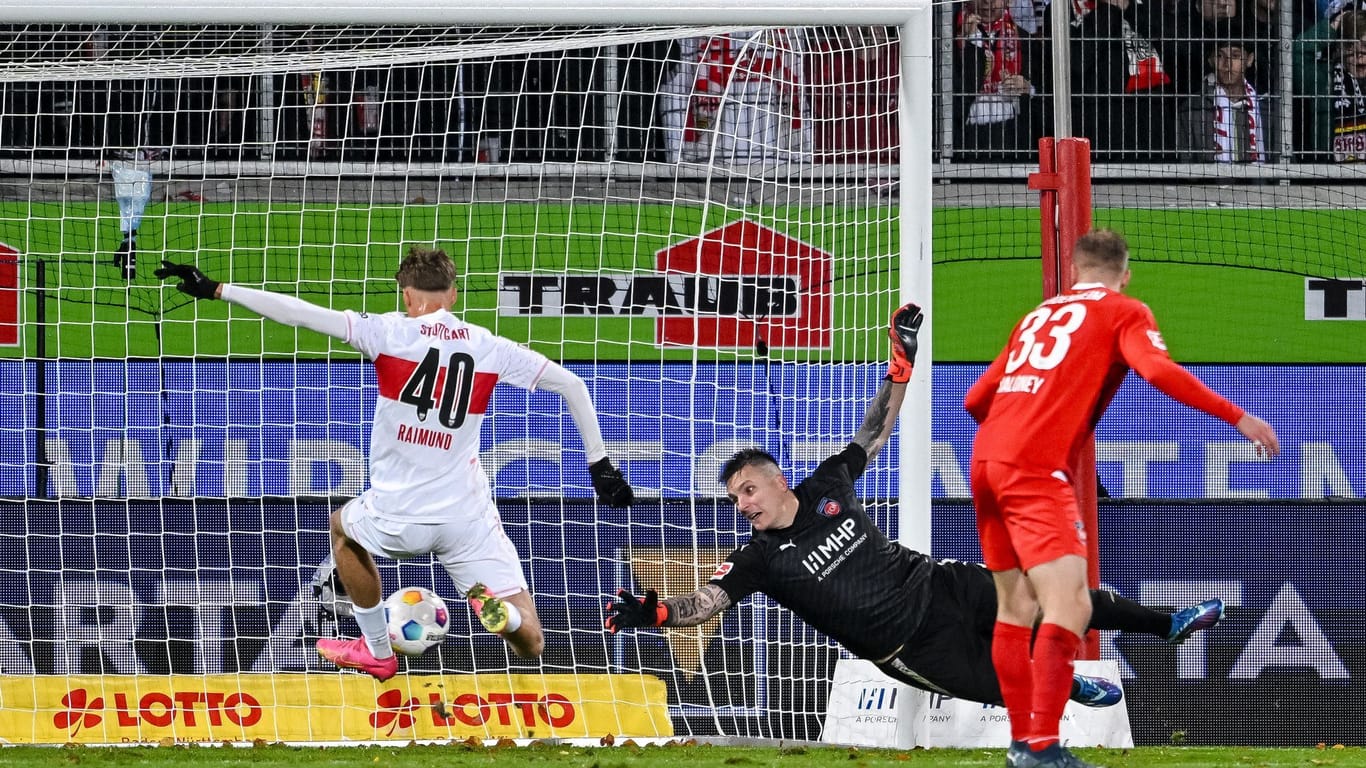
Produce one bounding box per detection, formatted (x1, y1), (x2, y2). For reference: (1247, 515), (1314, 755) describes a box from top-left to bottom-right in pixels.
(0, 25), (755, 82)
(0, 22), (909, 744)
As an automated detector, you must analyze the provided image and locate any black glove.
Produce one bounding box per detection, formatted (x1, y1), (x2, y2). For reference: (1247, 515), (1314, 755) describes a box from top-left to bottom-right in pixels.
(604, 589), (668, 634)
(589, 457), (633, 507)
(154, 260), (221, 300)
(887, 302), (924, 383)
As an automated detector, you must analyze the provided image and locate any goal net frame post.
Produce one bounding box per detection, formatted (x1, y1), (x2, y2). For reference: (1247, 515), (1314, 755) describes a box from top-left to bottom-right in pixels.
(1, 0), (935, 745)
(7, 0), (936, 551)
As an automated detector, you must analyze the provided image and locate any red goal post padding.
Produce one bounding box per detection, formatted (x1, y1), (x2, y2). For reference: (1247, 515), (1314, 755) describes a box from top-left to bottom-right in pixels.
(1028, 137), (1099, 660)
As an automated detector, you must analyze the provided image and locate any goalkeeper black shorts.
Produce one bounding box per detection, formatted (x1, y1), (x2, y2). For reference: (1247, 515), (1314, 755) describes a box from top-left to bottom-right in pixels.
(875, 559), (1003, 705)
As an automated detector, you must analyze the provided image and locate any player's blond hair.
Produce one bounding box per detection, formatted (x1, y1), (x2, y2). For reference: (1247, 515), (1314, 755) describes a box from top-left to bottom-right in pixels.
(395, 246), (456, 292)
(1072, 229), (1129, 278)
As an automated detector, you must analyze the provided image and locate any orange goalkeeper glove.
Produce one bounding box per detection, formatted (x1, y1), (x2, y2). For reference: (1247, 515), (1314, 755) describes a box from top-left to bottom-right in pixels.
(604, 589), (668, 633)
(887, 302), (924, 383)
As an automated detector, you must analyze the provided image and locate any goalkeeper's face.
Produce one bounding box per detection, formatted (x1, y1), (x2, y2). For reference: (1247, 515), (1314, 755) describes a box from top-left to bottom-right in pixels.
(725, 465), (797, 532)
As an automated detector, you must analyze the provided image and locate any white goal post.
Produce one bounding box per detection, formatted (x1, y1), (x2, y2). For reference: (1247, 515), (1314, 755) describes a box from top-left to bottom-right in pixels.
(0, 0), (932, 745)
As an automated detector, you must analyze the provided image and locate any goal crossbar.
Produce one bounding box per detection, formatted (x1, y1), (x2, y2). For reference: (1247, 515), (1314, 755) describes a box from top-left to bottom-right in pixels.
(0, 25), (759, 84)
(5, 0), (930, 26)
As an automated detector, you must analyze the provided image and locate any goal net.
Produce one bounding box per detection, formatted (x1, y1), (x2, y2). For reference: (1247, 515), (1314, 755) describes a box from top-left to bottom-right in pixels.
(0, 6), (929, 745)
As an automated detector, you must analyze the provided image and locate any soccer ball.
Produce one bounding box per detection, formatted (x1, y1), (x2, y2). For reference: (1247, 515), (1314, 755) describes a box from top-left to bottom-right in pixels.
(384, 586), (450, 657)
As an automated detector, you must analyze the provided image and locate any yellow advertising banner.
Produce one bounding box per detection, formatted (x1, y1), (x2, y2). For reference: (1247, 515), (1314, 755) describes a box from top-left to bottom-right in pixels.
(0, 673), (671, 744)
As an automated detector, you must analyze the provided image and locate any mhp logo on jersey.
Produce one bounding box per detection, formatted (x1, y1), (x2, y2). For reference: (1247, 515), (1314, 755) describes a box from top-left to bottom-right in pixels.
(817, 497), (842, 517)
(496, 219), (832, 349)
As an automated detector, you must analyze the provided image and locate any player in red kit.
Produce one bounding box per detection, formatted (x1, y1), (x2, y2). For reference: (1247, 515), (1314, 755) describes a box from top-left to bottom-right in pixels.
(964, 229), (1279, 768)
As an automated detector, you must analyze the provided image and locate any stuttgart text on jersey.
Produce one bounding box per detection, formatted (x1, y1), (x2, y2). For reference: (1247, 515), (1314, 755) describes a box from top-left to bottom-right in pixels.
(419, 323), (470, 341)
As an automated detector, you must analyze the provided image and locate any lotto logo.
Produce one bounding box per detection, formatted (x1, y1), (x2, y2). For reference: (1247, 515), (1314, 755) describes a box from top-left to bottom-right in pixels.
(426, 692), (576, 728)
(52, 687), (263, 734)
(54, 689), (103, 735)
(370, 689), (420, 735)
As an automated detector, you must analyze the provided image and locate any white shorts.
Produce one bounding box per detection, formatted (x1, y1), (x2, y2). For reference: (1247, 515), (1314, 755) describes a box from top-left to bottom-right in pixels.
(338, 493), (528, 597)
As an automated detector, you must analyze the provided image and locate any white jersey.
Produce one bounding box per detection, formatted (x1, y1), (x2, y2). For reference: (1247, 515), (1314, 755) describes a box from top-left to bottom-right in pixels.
(343, 308), (549, 522)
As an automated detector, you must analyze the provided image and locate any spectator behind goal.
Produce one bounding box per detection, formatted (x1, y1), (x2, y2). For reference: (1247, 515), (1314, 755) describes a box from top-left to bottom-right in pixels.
(1042, 0), (1175, 161)
(1321, 11), (1366, 160)
(1292, 0), (1365, 158)
(953, 0), (1047, 161)
(1177, 33), (1277, 162)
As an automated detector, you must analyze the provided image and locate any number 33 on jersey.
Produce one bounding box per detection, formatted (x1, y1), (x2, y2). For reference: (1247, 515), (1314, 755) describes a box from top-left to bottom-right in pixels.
(965, 286), (1181, 471)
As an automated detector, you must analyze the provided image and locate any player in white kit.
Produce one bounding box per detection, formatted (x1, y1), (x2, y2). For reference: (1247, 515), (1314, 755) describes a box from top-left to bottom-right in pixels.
(156, 248), (634, 681)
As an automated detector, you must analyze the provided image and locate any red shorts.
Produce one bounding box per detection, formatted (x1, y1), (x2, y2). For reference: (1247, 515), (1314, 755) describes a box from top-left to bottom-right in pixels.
(970, 459), (1087, 573)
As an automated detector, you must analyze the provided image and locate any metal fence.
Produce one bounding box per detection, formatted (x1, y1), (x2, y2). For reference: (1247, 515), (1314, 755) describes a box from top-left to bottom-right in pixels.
(1, 20), (1362, 173)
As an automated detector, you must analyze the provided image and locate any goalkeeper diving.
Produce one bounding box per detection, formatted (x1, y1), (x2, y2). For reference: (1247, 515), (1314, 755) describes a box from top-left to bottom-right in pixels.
(157, 249), (633, 681)
(605, 303), (1225, 708)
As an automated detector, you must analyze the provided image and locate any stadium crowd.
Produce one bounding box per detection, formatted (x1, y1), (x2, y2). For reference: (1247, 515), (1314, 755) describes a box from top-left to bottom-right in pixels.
(1, 14), (1363, 164)
(952, 0), (1366, 161)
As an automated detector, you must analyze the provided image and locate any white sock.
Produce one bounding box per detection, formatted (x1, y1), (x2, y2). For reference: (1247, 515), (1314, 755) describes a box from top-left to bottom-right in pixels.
(352, 602), (394, 659)
(502, 602), (523, 634)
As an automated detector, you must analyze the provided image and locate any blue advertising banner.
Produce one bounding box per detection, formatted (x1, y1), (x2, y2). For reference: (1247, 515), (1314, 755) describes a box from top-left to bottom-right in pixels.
(931, 498), (1366, 746)
(0, 361), (1360, 500)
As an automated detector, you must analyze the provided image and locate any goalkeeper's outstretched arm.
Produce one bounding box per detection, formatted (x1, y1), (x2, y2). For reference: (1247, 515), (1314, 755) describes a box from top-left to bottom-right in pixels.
(851, 379), (906, 462)
(852, 302), (923, 461)
(659, 584), (732, 626)
(604, 584), (732, 632)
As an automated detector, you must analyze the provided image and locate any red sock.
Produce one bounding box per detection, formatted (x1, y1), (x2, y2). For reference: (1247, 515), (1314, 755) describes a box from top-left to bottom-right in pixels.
(1029, 622), (1082, 749)
(992, 621), (1035, 742)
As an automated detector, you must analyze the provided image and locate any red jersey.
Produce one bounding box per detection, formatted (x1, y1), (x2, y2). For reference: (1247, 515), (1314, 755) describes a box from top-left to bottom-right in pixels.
(964, 283), (1244, 472)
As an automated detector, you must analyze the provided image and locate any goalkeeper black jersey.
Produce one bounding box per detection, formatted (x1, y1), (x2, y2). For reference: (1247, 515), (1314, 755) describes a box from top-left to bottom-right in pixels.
(711, 443), (936, 660)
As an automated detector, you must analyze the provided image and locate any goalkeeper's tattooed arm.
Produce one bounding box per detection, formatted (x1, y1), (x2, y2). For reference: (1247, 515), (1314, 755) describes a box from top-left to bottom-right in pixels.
(659, 584), (733, 627)
(851, 378), (906, 461)
(852, 301), (920, 460)
(605, 584), (733, 632)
